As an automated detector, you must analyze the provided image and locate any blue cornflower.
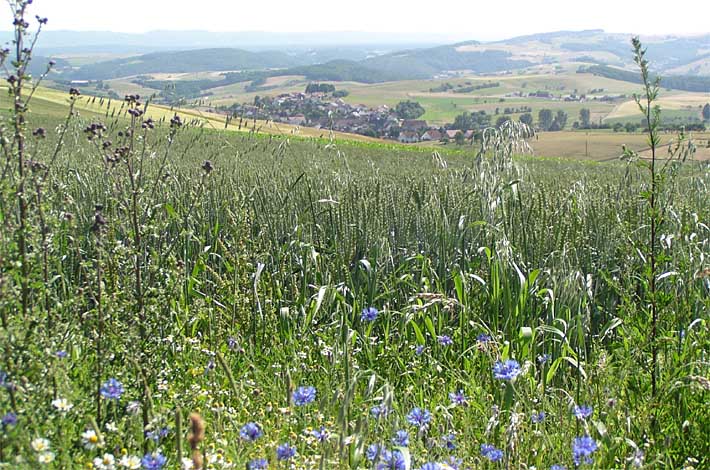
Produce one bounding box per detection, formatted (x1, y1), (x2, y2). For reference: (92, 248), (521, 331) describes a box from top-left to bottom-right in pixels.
(493, 359), (521, 381)
(531, 411), (546, 424)
(537, 353), (551, 364)
(361, 307), (379, 322)
(239, 422), (263, 441)
(442, 433), (456, 450)
(572, 436), (598, 466)
(311, 426), (329, 442)
(443, 456), (463, 469)
(292, 386), (316, 406)
(276, 443), (297, 461)
(438, 335), (453, 346)
(55, 350), (68, 358)
(406, 407), (431, 429)
(415, 345), (425, 355)
(371, 404), (391, 419)
(481, 443), (504, 462)
(0, 371), (12, 390)
(449, 390), (467, 406)
(366, 443), (385, 461)
(377, 450), (406, 470)
(227, 336), (238, 349)
(392, 430), (409, 447)
(419, 464), (440, 470)
(550, 465), (567, 470)
(477, 333), (492, 343)
(1, 412), (17, 428)
(248, 458), (269, 470)
(573, 405), (593, 419)
(141, 452), (167, 470)
(100, 378), (124, 400)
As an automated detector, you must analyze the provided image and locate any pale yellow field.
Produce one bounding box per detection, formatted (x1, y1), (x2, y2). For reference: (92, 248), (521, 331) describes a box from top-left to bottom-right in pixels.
(606, 92), (710, 120)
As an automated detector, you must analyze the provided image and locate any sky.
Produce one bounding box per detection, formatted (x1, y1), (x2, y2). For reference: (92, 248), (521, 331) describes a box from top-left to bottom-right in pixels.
(1, 0), (709, 40)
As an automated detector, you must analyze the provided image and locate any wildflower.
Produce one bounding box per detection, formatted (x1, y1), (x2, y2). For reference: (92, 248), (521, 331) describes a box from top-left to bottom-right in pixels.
(477, 333), (492, 343)
(550, 465), (566, 470)
(276, 443), (297, 461)
(531, 411), (546, 424)
(105, 421), (118, 433)
(0, 371), (12, 390)
(442, 456), (462, 469)
(180, 458), (194, 470)
(55, 350), (68, 358)
(81, 429), (102, 450)
(51, 398), (73, 413)
(240, 422), (263, 441)
(100, 378), (124, 400)
(118, 455), (141, 469)
(572, 436), (598, 466)
(537, 353), (551, 364)
(38, 452), (55, 464)
(311, 426), (329, 442)
(361, 307), (379, 322)
(248, 458), (268, 470)
(442, 433), (456, 450)
(449, 390), (467, 406)
(366, 444), (385, 461)
(371, 404), (391, 419)
(481, 443), (504, 462)
(93, 453), (116, 470)
(415, 345), (425, 355)
(126, 401), (141, 414)
(438, 335), (453, 346)
(292, 385), (316, 406)
(392, 430), (409, 447)
(141, 451), (167, 470)
(1, 412), (17, 428)
(573, 405), (593, 420)
(31, 438), (50, 452)
(406, 407), (431, 429)
(227, 336), (238, 350)
(377, 450), (407, 470)
(419, 464), (440, 470)
(493, 359), (521, 381)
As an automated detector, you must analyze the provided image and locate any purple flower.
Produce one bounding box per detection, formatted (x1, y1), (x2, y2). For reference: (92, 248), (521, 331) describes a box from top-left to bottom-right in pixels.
(377, 450), (406, 470)
(477, 333), (492, 343)
(227, 336), (238, 349)
(311, 426), (329, 442)
(240, 422), (263, 441)
(392, 430), (409, 447)
(481, 443), (504, 462)
(573, 405), (593, 420)
(361, 307), (379, 322)
(493, 359), (521, 381)
(276, 443), (296, 461)
(415, 345), (425, 355)
(1, 412), (17, 428)
(537, 353), (551, 364)
(141, 452), (167, 470)
(406, 407), (431, 429)
(572, 436), (598, 466)
(419, 464), (440, 470)
(443, 456), (463, 469)
(449, 390), (467, 406)
(100, 378), (124, 400)
(550, 465), (567, 470)
(531, 411), (546, 424)
(292, 386), (316, 406)
(437, 335), (453, 346)
(248, 458), (268, 469)
(371, 404), (391, 419)
(55, 350), (68, 358)
(366, 443), (385, 461)
(442, 433), (456, 450)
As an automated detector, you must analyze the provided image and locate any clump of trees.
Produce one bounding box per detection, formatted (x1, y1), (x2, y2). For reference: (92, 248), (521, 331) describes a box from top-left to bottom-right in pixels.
(395, 100), (426, 119)
(703, 103), (710, 121)
(537, 109), (568, 131)
(305, 83), (336, 94)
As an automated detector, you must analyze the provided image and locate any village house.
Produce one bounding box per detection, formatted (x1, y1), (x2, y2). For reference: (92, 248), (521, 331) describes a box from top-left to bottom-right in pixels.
(398, 131), (420, 143)
(420, 129), (442, 141)
(401, 119), (428, 132)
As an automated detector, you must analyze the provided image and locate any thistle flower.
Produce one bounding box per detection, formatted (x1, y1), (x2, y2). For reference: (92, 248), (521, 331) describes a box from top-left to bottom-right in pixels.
(361, 306), (379, 322)
(240, 422), (263, 441)
(292, 385), (316, 406)
(100, 378), (124, 400)
(493, 359), (521, 381)
(406, 407), (431, 429)
(572, 436), (598, 466)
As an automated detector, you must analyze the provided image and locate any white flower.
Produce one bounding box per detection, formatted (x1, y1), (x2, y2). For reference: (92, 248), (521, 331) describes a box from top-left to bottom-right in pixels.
(31, 438), (50, 452)
(81, 429), (103, 450)
(118, 455), (141, 469)
(37, 452), (55, 464)
(125, 401), (141, 415)
(51, 398), (74, 413)
(181, 458), (195, 470)
(105, 421), (118, 433)
(94, 453), (116, 470)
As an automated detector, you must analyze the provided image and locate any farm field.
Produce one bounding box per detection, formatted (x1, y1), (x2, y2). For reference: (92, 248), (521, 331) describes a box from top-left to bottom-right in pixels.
(2, 75), (709, 469)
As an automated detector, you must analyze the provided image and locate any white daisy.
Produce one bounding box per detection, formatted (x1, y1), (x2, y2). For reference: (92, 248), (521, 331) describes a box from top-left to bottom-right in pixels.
(51, 397), (74, 413)
(37, 452), (55, 464)
(118, 455), (141, 469)
(93, 453), (116, 470)
(31, 438), (50, 452)
(81, 429), (103, 450)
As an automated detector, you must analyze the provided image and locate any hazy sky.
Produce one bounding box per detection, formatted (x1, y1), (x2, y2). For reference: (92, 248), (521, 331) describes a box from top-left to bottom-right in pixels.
(2, 0), (709, 39)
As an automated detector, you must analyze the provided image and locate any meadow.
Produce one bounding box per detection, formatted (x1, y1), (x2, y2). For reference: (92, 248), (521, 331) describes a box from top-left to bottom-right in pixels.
(1, 6), (710, 470)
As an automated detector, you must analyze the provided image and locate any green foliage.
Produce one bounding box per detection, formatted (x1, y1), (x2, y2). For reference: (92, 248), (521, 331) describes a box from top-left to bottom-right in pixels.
(395, 100), (426, 119)
(582, 64), (710, 93)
